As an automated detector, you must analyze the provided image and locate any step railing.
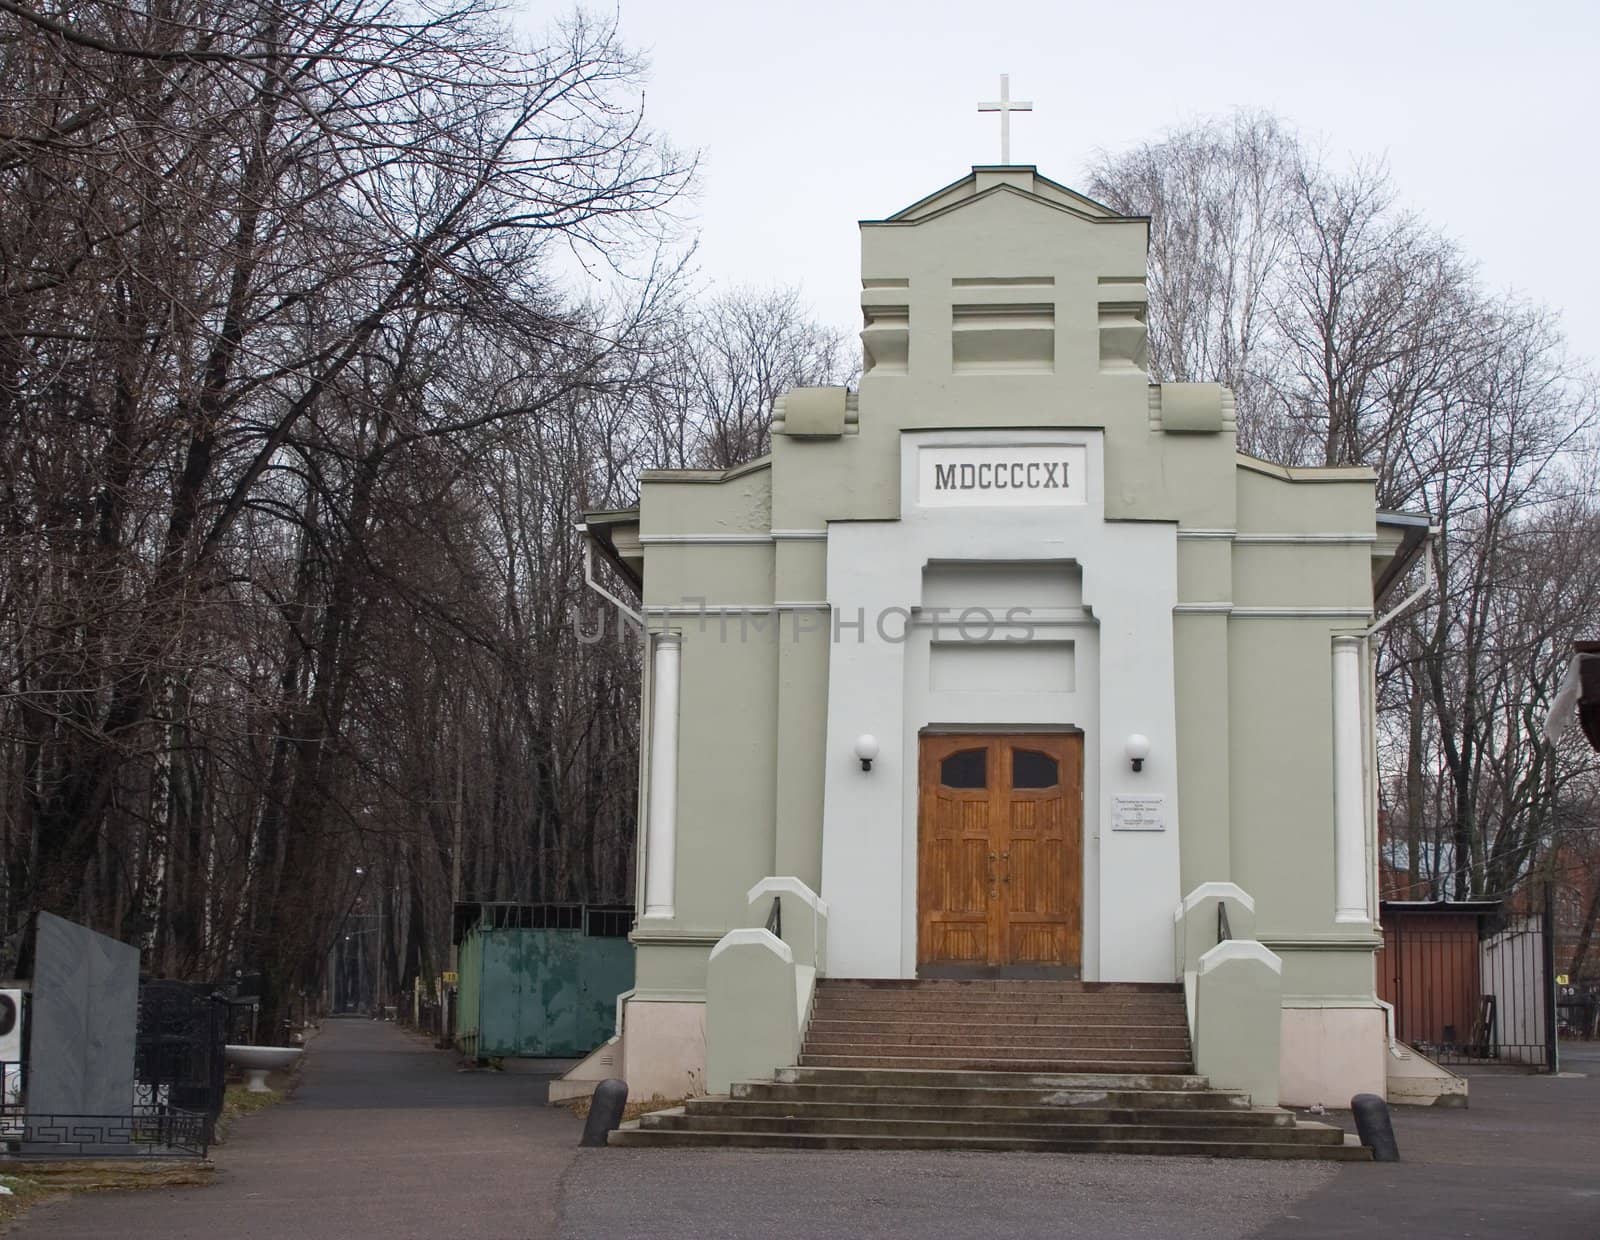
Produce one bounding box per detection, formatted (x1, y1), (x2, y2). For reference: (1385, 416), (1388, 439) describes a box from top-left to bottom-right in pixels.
(1175, 882), (1283, 1106)
(704, 877), (829, 1093)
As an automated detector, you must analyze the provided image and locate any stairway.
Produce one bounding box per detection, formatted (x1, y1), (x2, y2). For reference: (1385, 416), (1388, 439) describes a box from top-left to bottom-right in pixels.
(610, 979), (1368, 1159)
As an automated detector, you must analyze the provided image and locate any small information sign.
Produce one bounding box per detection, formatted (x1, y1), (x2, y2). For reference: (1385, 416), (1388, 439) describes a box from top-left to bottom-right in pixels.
(1111, 794), (1166, 832)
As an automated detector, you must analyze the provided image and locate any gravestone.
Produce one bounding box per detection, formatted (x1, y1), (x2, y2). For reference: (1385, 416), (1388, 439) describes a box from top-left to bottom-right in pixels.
(28, 912), (139, 1118)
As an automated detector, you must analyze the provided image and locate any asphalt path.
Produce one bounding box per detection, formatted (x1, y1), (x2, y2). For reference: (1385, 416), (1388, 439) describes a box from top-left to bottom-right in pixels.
(18, 1022), (1600, 1239)
(561, 1145), (1339, 1239)
(1253, 1046), (1600, 1240)
(561, 1051), (1600, 1239)
(17, 1017), (582, 1240)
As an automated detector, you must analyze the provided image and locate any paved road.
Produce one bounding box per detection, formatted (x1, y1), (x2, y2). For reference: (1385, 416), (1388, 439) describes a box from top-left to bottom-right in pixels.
(19, 1025), (1600, 1239)
(18, 1018), (582, 1240)
(562, 1145), (1339, 1239)
(561, 1056), (1600, 1240)
(1253, 1047), (1600, 1240)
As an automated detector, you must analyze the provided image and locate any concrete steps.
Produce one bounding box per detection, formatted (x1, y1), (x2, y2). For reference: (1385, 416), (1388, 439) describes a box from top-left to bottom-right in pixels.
(760, 1067), (1238, 1102)
(610, 1124), (1369, 1160)
(805, 1021), (1192, 1047)
(812, 985), (1177, 992)
(611, 979), (1367, 1160)
(798, 979), (1194, 1074)
(800, 1053), (1198, 1073)
(687, 1099), (1292, 1127)
(629, 1107), (1357, 1153)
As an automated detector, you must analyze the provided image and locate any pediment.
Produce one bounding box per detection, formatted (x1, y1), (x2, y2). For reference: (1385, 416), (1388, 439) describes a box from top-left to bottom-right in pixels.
(868, 167), (1136, 228)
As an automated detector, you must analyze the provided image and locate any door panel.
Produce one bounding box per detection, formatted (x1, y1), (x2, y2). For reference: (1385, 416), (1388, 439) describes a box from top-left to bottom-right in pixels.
(918, 732), (1083, 974)
(918, 744), (993, 965)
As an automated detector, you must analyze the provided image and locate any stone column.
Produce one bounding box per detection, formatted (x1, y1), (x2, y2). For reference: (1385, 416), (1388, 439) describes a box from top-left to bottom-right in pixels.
(1332, 636), (1369, 924)
(644, 632), (682, 918)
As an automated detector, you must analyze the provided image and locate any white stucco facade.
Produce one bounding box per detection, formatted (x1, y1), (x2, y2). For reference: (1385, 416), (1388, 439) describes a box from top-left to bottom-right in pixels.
(819, 429), (1182, 982)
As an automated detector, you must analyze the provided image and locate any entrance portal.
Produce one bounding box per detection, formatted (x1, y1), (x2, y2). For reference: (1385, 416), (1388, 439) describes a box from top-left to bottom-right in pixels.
(916, 732), (1084, 977)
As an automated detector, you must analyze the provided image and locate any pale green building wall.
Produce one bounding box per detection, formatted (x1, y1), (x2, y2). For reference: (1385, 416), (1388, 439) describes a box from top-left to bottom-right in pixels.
(618, 169), (1388, 1039)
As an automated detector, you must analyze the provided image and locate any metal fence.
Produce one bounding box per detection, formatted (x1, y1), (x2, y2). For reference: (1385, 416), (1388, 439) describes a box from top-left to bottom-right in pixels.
(1377, 890), (1557, 1071)
(135, 981), (229, 1139)
(0, 1063), (209, 1159)
(1557, 985), (1600, 1041)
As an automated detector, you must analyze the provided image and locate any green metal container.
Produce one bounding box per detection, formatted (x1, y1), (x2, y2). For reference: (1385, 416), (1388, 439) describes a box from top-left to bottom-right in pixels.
(453, 904), (633, 1060)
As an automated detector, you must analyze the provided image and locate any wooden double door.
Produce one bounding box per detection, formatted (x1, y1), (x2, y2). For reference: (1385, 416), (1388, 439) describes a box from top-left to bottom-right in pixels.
(917, 732), (1084, 976)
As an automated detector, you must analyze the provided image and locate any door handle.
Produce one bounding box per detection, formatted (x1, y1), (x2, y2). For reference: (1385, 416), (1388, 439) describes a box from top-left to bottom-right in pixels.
(986, 852), (997, 894)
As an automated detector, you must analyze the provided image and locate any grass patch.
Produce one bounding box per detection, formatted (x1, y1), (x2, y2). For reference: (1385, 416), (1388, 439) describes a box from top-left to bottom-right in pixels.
(221, 1083), (283, 1121)
(0, 1059), (301, 1228)
(213, 1081), (287, 1144)
(0, 1172), (57, 1230)
(0, 1161), (214, 1231)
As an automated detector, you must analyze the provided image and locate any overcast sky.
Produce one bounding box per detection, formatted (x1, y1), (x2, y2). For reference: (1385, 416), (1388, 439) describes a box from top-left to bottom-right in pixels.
(541, 0), (1599, 359)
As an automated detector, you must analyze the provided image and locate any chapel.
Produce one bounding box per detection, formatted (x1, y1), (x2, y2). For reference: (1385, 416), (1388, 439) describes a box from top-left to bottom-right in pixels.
(577, 156), (1432, 1143)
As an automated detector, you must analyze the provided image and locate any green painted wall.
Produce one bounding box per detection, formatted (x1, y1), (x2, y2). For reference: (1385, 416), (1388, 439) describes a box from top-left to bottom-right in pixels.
(618, 166), (1394, 1002)
(455, 924), (634, 1059)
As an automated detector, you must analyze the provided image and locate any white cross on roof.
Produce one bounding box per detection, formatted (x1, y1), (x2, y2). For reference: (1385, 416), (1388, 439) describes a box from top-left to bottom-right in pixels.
(977, 74), (1033, 165)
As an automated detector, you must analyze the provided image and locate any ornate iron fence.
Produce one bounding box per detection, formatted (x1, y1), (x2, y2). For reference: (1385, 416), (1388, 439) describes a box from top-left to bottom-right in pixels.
(0, 1064), (209, 1159)
(134, 982), (229, 1138)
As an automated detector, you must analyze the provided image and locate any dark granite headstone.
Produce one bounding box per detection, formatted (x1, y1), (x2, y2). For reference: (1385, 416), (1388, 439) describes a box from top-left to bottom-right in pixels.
(27, 912), (139, 1118)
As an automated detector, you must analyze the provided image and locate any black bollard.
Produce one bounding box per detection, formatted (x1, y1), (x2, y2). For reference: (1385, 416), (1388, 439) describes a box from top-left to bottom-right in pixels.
(579, 1078), (629, 1147)
(1350, 1092), (1400, 1162)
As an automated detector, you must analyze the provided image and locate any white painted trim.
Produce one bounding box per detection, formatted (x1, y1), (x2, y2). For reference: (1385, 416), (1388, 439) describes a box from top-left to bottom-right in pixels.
(1174, 605), (1374, 618)
(579, 525), (643, 627)
(638, 533), (773, 545)
(642, 602), (830, 615)
(1180, 881), (1256, 916)
(636, 530), (830, 546)
(1234, 533), (1377, 545)
(1280, 995), (1386, 1008)
(1375, 997), (1406, 1058)
(1261, 937), (1383, 951)
(626, 988), (709, 1003)
(643, 634), (681, 918)
(1198, 939), (1282, 975)
(1331, 636), (1369, 925)
(1175, 529), (1378, 545)
(1367, 531), (1438, 637)
(1233, 606), (1372, 619)
(633, 619), (654, 919)
(746, 876), (831, 917)
(708, 927), (794, 965)
(628, 927), (726, 946)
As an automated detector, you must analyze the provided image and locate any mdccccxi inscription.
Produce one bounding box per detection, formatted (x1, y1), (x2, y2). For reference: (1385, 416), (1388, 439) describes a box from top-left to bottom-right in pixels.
(932, 459), (1072, 492)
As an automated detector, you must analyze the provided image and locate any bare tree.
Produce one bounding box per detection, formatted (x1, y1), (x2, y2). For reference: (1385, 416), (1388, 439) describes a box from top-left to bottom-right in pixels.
(1090, 109), (1600, 910)
(0, 1), (690, 1021)
(1086, 111), (1297, 454)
